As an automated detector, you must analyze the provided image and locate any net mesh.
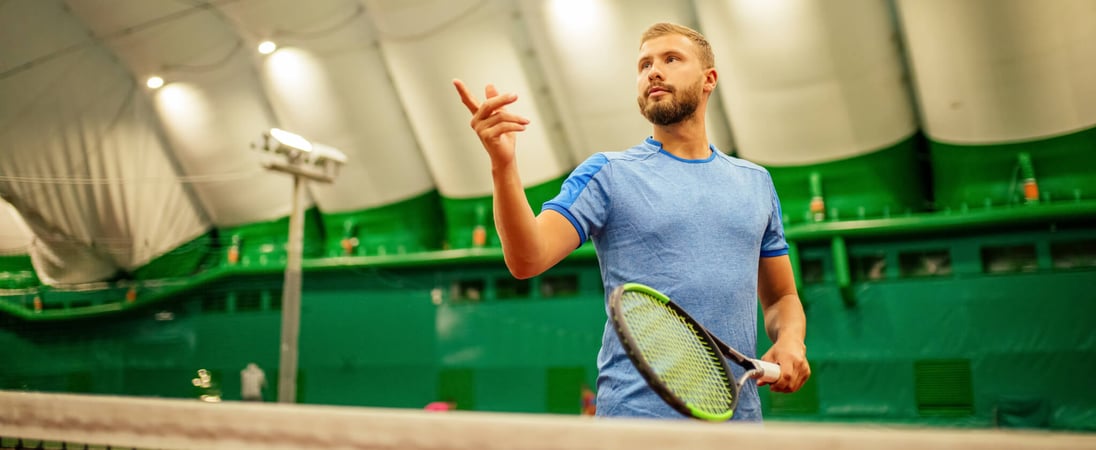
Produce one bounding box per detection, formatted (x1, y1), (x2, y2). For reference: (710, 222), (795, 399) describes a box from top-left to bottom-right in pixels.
(619, 290), (734, 417)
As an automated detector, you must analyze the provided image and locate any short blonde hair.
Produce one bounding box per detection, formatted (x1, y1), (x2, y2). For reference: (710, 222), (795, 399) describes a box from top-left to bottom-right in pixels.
(640, 22), (714, 69)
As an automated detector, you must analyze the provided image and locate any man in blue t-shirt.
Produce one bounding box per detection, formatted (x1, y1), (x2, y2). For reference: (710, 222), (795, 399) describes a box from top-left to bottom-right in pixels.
(453, 22), (810, 420)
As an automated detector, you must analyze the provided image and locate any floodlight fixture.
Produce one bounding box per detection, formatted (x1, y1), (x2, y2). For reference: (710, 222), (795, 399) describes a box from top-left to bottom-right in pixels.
(256, 128), (346, 183)
(269, 127), (312, 152)
(254, 127), (348, 404)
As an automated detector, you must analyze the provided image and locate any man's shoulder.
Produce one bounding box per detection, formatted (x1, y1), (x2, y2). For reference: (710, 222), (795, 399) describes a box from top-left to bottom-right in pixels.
(714, 151), (771, 175)
(570, 144), (657, 179)
(610, 143), (658, 159)
(581, 140), (659, 164)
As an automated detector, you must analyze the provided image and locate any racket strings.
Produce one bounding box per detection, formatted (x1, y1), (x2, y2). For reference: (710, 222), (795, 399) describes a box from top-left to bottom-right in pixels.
(620, 291), (735, 416)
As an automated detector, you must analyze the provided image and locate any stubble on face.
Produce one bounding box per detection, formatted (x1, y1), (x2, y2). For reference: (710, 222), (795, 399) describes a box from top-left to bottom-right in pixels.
(637, 77), (702, 126)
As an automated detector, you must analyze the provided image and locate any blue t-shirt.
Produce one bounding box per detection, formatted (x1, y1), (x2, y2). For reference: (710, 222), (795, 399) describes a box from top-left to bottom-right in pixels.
(542, 137), (789, 421)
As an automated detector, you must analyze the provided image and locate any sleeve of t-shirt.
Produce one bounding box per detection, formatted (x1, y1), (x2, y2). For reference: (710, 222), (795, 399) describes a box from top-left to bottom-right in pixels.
(541, 153), (612, 248)
(761, 172), (790, 258)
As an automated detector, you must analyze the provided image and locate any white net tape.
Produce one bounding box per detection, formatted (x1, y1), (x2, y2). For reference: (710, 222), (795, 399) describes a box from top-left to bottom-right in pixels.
(0, 391), (1092, 450)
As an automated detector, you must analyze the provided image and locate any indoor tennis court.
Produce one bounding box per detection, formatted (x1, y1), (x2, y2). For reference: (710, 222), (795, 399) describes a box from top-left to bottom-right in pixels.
(2, 0), (1094, 448)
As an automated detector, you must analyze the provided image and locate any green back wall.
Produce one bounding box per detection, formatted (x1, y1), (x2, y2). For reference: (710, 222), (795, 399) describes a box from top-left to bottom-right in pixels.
(930, 125), (1096, 210)
(320, 190), (445, 257)
(766, 134), (928, 225)
(216, 207), (327, 267)
(133, 232), (214, 280)
(0, 254), (38, 289)
(2, 225), (1093, 429)
(440, 176), (567, 249)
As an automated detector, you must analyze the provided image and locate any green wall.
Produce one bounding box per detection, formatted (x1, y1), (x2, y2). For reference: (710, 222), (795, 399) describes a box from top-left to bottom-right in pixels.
(133, 232), (213, 280)
(930, 125), (1096, 211)
(767, 134), (929, 225)
(0, 254), (38, 289)
(106, 178), (567, 282)
(2, 225), (1094, 429)
(439, 175), (567, 250)
(763, 226), (1096, 430)
(320, 190), (445, 257)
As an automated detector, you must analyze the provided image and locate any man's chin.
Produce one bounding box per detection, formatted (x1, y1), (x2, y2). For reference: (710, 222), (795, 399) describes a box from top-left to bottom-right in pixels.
(643, 107), (673, 125)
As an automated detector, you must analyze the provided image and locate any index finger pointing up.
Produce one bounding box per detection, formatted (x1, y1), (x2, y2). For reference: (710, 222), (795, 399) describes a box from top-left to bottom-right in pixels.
(453, 79), (480, 114)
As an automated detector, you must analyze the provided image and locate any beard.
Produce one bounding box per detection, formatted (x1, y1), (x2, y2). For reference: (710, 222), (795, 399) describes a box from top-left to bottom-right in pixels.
(637, 78), (701, 126)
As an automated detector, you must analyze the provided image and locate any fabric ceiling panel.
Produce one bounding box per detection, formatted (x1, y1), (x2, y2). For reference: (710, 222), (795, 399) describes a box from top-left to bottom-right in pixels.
(365, 0), (573, 198)
(0, 199), (32, 257)
(0, 0), (209, 284)
(149, 59), (294, 227)
(66, 0), (296, 227)
(222, 0), (435, 213)
(517, 0), (726, 159)
(697, 0), (917, 165)
(897, 0), (1096, 143)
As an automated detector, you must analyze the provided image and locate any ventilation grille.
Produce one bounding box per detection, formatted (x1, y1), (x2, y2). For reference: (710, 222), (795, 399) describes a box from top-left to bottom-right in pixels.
(914, 359), (973, 417)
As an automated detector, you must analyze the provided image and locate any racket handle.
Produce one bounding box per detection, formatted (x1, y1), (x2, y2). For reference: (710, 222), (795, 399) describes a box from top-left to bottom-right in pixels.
(754, 360), (781, 384)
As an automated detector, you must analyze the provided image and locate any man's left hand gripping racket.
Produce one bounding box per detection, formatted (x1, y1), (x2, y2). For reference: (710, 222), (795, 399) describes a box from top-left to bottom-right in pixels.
(609, 283), (780, 421)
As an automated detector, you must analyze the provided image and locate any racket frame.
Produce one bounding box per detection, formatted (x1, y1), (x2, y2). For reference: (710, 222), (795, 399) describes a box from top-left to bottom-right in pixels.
(609, 283), (739, 421)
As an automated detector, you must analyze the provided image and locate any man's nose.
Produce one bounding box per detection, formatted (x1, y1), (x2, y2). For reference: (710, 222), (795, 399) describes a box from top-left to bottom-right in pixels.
(647, 63), (663, 80)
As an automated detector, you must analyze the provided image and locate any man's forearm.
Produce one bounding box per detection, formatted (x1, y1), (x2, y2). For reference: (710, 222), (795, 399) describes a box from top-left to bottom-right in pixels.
(763, 294), (807, 345)
(491, 162), (544, 278)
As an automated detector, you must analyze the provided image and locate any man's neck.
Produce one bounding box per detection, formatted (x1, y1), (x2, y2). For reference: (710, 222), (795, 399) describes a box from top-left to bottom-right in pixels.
(651, 115), (710, 160)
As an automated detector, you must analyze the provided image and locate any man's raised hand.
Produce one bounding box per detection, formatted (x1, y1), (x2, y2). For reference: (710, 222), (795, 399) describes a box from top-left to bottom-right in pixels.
(452, 79), (530, 168)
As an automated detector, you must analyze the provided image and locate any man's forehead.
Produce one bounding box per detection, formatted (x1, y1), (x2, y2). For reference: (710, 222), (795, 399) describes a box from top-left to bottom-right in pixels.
(638, 34), (695, 58)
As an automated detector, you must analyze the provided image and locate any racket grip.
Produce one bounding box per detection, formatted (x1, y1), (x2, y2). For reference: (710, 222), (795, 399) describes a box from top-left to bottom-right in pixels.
(754, 360), (781, 384)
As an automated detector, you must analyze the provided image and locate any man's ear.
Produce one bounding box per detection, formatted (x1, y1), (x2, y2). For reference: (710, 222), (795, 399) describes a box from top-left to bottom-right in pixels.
(703, 68), (718, 93)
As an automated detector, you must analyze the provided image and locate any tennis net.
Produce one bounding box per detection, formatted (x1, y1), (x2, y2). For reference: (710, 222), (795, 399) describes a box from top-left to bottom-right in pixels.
(1, 390), (1092, 450)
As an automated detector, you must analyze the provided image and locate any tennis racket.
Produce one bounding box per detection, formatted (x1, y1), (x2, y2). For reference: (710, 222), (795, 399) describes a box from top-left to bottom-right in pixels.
(609, 282), (780, 421)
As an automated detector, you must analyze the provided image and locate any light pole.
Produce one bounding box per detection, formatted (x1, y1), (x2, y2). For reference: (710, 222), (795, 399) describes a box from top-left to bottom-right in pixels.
(256, 128), (346, 403)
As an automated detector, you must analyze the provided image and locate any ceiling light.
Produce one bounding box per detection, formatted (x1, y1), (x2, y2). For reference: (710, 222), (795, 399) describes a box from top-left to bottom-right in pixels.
(146, 76), (164, 89)
(268, 128), (313, 153)
(258, 41), (277, 55)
